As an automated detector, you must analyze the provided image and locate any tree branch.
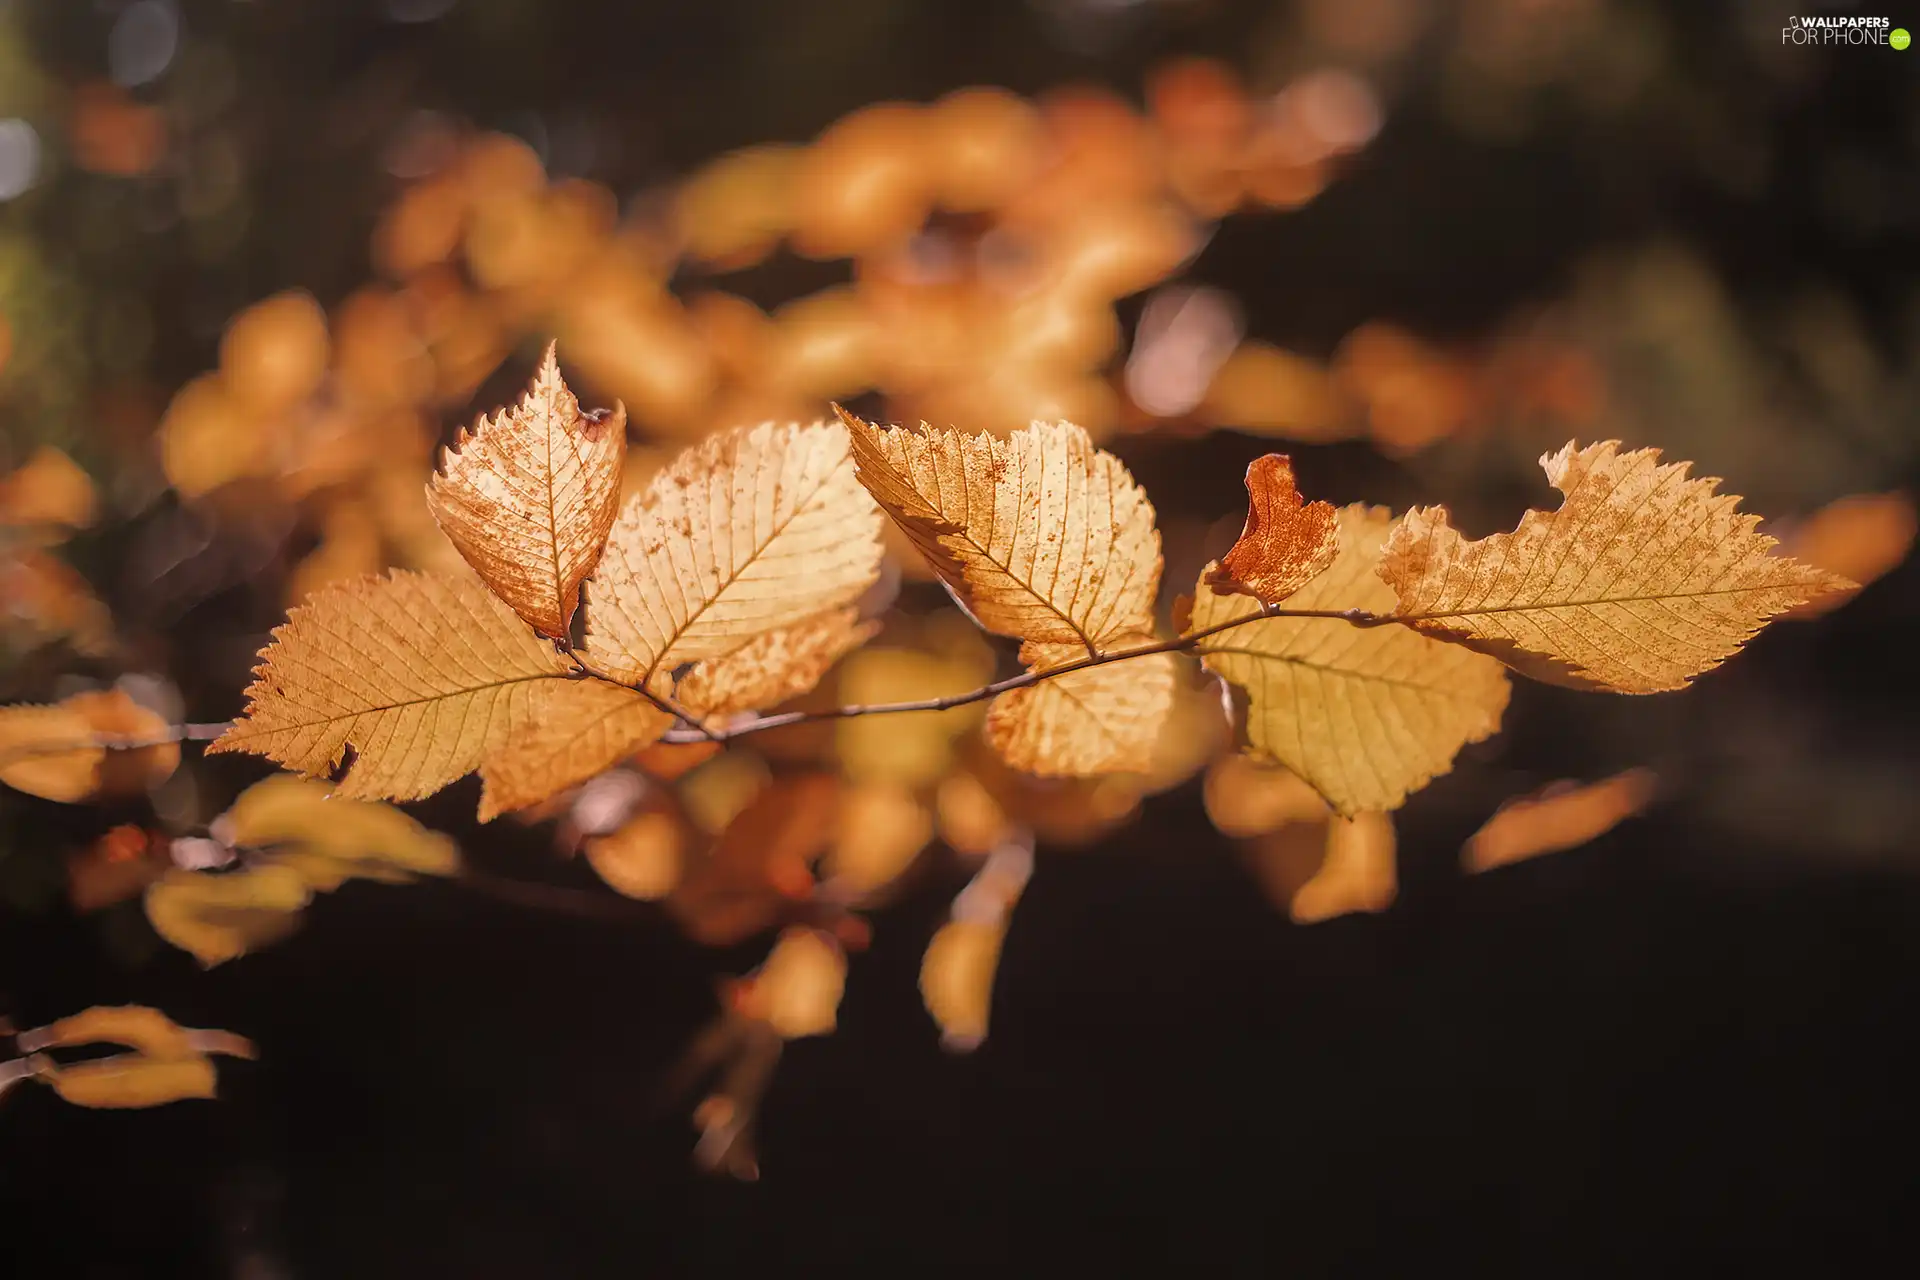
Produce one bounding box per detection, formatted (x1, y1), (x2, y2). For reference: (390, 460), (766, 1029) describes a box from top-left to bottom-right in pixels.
(655, 601), (1392, 743)
(562, 647), (722, 743)
(0, 603), (1393, 776)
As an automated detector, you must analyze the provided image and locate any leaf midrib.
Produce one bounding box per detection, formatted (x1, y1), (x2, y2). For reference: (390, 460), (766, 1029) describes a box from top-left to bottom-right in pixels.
(225, 673), (565, 737)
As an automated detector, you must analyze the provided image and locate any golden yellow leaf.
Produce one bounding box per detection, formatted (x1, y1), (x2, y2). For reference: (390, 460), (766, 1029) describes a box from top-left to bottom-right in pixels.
(475, 679), (671, 820)
(0, 689), (179, 803)
(221, 774), (459, 875)
(935, 770), (1015, 856)
(828, 782), (932, 894)
(1190, 506), (1510, 816)
(143, 864), (312, 967)
(43, 1055), (219, 1109)
(1203, 454), (1340, 605)
(17, 1007), (257, 1093)
(0, 703), (98, 802)
(0, 445), (96, 533)
(1203, 755), (1329, 838)
(1378, 441), (1855, 693)
(674, 607), (878, 720)
(32, 1005), (195, 1058)
(745, 928), (846, 1040)
(985, 638), (1175, 775)
(1775, 490), (1916, 619)
(209, 570), (575, 805)
(585, 420), (884, 684)
(1463, 768), (1657, 873)
(841, 409), (1161, 650)
(920, 919), (1006, 1050)
(584, 800), (687, 900)
(1290, 811), (1396, 923)
(425, 342), (626, 638)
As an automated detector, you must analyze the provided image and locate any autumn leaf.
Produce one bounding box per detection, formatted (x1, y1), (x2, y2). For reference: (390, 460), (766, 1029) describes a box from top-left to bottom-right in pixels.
(920, 919), (1005, 1050)
(1290, 811), (1396, 923)
(425, 341), (626, 638)
(585, 420), (884, 685)
(15, 1005), (254, 1110)
(841, 409), (1161, 651)
(985, 638), (1174, 775)
(1463, 768), (1657, 872)
(1203, 453), (1339, 605)
(584, 797), (688, 900)
(209, 570), (574, 803)
(675, 607), (878, 720)
(0, 688), (179, 803)
(0, 702), (98, 801)
(220, 774), (460, 875)
(144, 863), (312, 967)
(1189, 505), (1510, 816)
(1378, 441), (1856, 693)
(476, 679), (672, 820)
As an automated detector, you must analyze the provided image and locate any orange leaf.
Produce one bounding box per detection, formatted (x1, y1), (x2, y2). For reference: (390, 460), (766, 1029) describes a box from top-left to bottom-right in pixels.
(426, 342), (627, 638)
(1203, 454), (1339, 605)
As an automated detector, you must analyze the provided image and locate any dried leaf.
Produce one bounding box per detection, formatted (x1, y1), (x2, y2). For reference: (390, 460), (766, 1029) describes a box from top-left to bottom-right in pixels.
(586, 420), (883, 684)
(1463, 768), (1657, 872)
(143, 864), (312, 967)
(476, 679), (672, 820)
(841, 410), (1161, 649)
(0, 689), (178, 803)
(920, 919), (1006, 1051)
(743, 928), (846, 1040)
(30, 1005), (195, 1058)
(221, 774), (459, 875)
(0, 703), (98, 801)
(985, 638), (1175, 775)
(426, 342), (626, 638)
(1379, 441), (1855, 693)
(828, 782), (932, 894)
(1191, 506), (1509, 815)
(1289, 811), (1396, 923)
(1775, 490), (1916, 619)
(1203, 454), (1339, 604)
(209, 570), (575, 805)
(1203, 756), (1329, 838)
(584, 800), (687, 900)
(43, 1055), (219, 1109)
(675, 607), (878, 720)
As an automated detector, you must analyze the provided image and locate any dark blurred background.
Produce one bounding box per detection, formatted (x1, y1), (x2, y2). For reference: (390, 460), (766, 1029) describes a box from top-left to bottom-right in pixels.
(2, 0), (1918, 1274)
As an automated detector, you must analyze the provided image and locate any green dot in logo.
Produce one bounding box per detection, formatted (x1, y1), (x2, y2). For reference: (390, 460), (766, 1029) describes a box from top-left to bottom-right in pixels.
(1893, 27), (1912, 50)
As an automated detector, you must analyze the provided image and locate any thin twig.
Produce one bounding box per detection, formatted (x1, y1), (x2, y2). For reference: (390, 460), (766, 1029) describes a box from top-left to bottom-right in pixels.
(0, 603), (1392, 770)
(564, 648), (722, 744)
(655, 602), (1390, 743)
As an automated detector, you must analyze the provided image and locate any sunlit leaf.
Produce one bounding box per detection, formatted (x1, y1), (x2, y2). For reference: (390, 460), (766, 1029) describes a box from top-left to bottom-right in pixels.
(1379, 441), (1855, 692)
(425, 342), (626, 638)
(586, 420), (883, 684)
(841, 410), (1161, 650)
(209, 570), (575, 806)
(1190, 505), (1509, 815)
